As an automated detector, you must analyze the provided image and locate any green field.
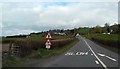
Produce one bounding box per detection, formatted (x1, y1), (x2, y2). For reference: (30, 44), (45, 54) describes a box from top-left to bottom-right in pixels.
(2, 34), (73, 42)
(2, 38), (25, 41)
(84, 34), (119, 41)
(28, 34), (73, 40)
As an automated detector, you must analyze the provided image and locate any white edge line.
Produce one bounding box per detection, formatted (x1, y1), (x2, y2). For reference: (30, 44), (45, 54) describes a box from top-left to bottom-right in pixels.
(83, 38), (108, 69)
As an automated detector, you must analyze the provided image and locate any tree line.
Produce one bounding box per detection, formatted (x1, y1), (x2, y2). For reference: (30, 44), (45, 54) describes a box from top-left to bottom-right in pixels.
(4, 23), (119, 38)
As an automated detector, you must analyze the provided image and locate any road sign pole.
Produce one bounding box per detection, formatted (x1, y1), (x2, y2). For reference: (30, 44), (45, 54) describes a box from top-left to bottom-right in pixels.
(47, 48), (49, 51)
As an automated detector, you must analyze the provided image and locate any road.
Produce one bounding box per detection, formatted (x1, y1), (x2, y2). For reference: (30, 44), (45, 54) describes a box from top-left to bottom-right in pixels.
(24, 36), (119, 69)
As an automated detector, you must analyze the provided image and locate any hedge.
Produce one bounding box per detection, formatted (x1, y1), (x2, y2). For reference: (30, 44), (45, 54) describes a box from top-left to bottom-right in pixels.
(11, 38), (76, 57)
(91, 37), (120, 48)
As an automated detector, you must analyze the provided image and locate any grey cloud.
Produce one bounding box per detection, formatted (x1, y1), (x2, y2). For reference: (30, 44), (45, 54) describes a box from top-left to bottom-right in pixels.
(2, 2), (118, 36)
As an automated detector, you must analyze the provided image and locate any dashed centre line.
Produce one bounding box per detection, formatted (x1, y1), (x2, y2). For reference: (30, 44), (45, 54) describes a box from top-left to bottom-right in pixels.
(97, 53), (117, 62)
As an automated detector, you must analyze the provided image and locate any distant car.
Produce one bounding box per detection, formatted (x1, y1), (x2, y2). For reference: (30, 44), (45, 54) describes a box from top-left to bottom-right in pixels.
(76, 33), (80, 37)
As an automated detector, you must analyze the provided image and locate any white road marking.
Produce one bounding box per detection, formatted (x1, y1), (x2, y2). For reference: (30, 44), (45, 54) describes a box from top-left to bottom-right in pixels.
(65, 52), (74, 56)
(98, 53), (105, 57)
(97, 53), (117, 62)
(105, 56), (117, 62)
(82, 38), (108, 69)
(91, 54), (93, 55)
(65, 52), (88, 56)
(95, 60), (99, 64)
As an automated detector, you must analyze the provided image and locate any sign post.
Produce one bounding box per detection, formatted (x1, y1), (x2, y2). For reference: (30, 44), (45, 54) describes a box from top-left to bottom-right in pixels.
(45, 32), (52, 50)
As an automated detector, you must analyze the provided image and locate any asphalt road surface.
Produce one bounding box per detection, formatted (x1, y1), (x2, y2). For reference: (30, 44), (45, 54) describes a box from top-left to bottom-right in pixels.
(24, 36), (119, 69)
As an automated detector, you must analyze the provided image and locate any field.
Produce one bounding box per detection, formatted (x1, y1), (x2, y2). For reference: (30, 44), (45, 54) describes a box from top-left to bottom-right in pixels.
(2, 34), (73, 42)
(84, 34), (119, 41)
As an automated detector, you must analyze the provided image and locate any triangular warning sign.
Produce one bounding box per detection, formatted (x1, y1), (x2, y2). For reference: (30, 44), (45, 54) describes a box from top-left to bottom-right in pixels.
(46, 32), (52, 39)
(45, 39), (52, 46)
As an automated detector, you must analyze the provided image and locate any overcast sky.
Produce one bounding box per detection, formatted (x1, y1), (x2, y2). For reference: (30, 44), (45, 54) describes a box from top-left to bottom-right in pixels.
(1, 1), (118, 36)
